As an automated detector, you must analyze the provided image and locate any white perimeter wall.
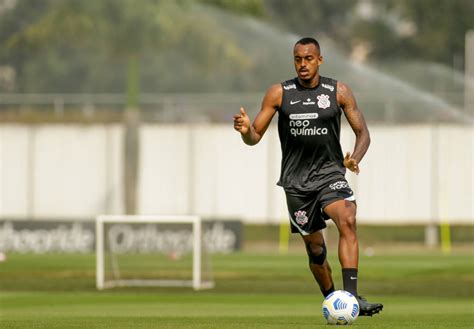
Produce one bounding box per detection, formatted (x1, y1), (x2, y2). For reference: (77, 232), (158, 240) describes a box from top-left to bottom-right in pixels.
(0, 123), (472, 224)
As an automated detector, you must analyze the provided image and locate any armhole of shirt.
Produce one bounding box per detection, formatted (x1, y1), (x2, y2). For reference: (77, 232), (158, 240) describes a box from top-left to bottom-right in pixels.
(334, 79), (343, 115)
(278, 82), (287, 113)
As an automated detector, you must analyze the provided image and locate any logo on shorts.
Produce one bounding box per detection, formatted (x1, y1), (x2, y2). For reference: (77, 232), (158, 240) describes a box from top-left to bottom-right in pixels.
(294, 210), (308, 225)
(329, 181), (349, 190)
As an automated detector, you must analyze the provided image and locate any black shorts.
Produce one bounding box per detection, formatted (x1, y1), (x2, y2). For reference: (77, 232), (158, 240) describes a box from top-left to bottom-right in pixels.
(285, 177), (355, 235)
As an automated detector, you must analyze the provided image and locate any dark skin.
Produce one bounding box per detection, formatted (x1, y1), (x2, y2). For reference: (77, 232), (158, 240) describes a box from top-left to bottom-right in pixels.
(233, 42), (371, 293)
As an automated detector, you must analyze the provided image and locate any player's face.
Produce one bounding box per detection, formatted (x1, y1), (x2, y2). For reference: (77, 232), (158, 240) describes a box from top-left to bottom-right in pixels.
(293, 43), (323, 81)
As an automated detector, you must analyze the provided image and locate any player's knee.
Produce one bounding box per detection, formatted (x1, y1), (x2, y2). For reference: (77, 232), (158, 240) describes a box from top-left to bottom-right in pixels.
(305, 242), (327, 265)
(339, 215), (357, 234)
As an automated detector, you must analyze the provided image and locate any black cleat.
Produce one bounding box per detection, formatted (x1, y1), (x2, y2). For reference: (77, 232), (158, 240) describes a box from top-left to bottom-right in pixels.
(357, 296), (383, 316)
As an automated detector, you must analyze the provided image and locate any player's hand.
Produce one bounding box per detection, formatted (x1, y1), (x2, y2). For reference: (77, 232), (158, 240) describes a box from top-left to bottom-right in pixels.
(344, 152), (360, 174)
(233, 107), (251, 135)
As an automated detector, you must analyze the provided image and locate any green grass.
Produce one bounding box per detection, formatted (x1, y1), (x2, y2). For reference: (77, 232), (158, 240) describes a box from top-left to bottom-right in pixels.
(2, 292), (473, 329)
(0, 249), (473, 328)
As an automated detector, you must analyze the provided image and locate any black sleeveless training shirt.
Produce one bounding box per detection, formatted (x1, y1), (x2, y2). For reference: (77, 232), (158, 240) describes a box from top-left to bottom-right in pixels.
(277, 76), (346, 192)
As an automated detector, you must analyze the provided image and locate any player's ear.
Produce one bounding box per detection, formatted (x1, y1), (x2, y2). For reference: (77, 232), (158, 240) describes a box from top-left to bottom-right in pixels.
(318, 55), (323, 66)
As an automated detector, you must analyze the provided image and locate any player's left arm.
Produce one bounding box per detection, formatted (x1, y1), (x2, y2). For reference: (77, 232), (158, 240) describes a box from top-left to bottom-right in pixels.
(337, 81), (371, 174)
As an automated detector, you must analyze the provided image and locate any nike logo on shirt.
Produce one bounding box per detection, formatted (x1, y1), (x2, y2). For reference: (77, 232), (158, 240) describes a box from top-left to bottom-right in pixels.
(290, 100), (301, 105)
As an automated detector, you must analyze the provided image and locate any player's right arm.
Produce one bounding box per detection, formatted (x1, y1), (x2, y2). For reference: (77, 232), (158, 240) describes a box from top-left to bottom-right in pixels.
(233, 83), (282, 145)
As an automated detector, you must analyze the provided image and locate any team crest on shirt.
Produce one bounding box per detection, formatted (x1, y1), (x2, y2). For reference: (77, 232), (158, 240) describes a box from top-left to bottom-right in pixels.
(317, 94), (330, 109)
(294, 210), (308, 225)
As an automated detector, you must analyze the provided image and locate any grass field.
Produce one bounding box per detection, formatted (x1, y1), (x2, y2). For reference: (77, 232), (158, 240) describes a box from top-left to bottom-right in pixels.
(1, 245), (473, 329)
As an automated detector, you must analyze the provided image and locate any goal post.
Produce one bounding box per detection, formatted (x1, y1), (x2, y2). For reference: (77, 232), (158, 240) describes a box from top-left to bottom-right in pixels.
(96, 214), (214, 290)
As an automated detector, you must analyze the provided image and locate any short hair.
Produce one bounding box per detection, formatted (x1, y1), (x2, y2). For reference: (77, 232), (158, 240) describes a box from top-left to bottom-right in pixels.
(294, 37), (321, 52)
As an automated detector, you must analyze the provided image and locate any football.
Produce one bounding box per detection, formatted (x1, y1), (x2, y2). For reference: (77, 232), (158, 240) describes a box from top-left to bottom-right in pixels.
(322, 290), (359, 325)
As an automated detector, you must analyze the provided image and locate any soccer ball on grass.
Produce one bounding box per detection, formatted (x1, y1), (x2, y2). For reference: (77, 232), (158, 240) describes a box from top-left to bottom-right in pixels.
(322, 290), (359, 325)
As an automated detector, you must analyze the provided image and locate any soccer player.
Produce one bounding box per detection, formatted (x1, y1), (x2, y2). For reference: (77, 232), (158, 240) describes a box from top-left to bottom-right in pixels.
(233, 37), (383, 316)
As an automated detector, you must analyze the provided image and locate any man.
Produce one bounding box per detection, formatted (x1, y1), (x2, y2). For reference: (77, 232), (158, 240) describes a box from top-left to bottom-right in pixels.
(233, 37), (383, 316)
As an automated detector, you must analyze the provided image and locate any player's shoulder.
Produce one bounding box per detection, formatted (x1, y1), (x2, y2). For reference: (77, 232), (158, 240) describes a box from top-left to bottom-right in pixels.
(265, 82), (283, 98)
(335, 80), (356, 107)
(335, 80), (352, 94)
(262, 83), (283, 109)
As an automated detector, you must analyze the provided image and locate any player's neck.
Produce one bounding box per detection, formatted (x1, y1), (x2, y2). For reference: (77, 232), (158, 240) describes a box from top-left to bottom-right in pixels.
(297, 74), (321, 89)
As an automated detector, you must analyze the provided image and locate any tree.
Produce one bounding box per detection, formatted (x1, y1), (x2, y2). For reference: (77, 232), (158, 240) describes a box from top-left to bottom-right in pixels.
(263, 0), (474, 68)
(387, 0), (474, 68)
(1, 0), (262, 214)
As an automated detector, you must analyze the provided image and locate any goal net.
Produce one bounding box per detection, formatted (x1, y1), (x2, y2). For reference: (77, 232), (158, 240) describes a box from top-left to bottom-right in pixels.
(96, 215), (214, 290)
